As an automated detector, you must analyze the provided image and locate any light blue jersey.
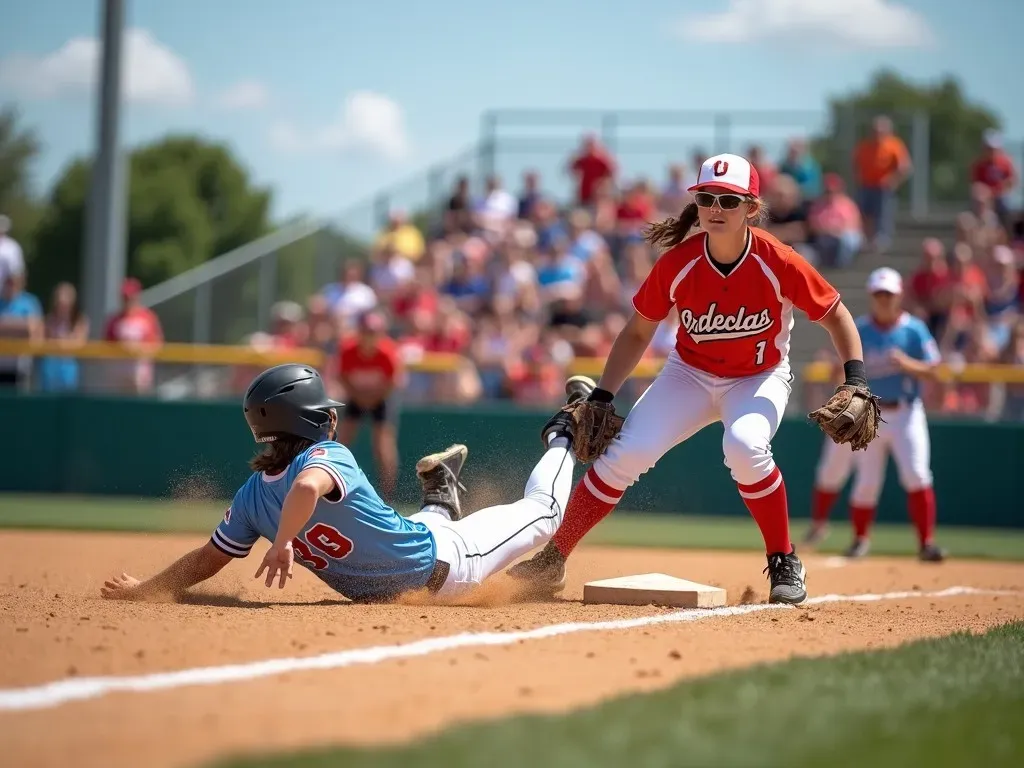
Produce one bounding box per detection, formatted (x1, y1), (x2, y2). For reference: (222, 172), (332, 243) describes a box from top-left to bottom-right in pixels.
(857, 312), (940, 402)
(211, 441), (436, 602)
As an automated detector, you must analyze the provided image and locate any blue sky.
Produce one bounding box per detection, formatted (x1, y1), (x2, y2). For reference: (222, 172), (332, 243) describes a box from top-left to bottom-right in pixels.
(2, 0), (1021, 224)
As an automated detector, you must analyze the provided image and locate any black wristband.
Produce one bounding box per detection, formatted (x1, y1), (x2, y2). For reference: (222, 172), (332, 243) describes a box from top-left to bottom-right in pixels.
(588, 387), (615, 403)
(843, 360), (868, 387)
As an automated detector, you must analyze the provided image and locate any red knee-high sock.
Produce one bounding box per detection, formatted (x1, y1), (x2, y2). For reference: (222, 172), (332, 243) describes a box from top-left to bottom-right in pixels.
(737, 467), (792, 555)
(551, 467), (624, 557)
(907, 487), (936, 547)
(811, 488), (841, 524)
(850, 505), (876, 539)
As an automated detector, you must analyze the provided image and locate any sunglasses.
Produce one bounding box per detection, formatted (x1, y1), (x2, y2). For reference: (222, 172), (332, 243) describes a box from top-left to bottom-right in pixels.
(694, 192), (748, 210)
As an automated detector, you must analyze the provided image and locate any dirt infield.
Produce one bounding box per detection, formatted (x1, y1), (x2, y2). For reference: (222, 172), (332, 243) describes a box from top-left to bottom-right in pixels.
(1, 530), (1022, 768)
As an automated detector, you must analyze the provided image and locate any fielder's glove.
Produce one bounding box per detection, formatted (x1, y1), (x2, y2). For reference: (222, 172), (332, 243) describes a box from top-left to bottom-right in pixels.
(558, 393), (625, 463)
(808, 383), (883, 451)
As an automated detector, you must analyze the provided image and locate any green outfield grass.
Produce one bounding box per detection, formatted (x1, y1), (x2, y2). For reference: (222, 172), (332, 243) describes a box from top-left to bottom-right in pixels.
(1, 493), (1023, 560)
(215, 621), (1024, 768)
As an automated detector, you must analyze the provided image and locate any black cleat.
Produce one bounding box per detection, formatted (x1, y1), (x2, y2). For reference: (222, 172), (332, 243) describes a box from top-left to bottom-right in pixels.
(765, 551), (808, 605)
(506, 541), (568, 596)
(844, 537), (871, 559)
(415, 444), (468, 521)
(918, 543), (947, 563)
(540, 375), (597, 447)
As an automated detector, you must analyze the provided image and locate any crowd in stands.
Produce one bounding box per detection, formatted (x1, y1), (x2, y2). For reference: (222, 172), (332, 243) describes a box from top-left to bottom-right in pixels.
(1, 121), (1022, 420)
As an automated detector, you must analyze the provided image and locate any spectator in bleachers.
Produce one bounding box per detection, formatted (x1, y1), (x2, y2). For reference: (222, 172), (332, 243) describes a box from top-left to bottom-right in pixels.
(471, 310), (521, 398)
(304, 293), (338, 356)
(568, 133), (616, 207)
(566, 207), (608, 263)
(620, 239), (653, 308)
(808, 173), (864, 268)
(37, 281), (88, 393)
(441, 251), (490, 317)
(491, 236), (540, 318)
(332, 309), (402, 500)
(374, 208), (425, 262)
(0, 215), (25, 288)
(747, 144), (778, 190)
(506, 338), (564, 405)
(445, 175), (474, 235)
(322, 260), (378, 325)
(968, 182), (1003, 234)
(590, 177), (620, 236)
(908, 238), (954, 336)
(971, 130), (1018, 228)
(267, 301), (307, 349)
(982, 244), (1020, 344)
(0, 267), (42, 389)
(616, 179), (656, 238)
(367, 242), (415, 307)
(764, 174), (814, 260)
(475, 175), (517, 242)
(658, 164), (692, 215)
(854, 115), (912, 253)
(779, 139), (823, 200)
(104, 277), (164, 394)
(518, 170), (545, 220)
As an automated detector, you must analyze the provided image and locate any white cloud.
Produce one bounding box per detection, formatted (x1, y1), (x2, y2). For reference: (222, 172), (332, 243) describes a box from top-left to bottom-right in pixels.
(269, 91), (411, 161)
(676, 0), (935, 49)
(215, 80), (270, 111)
(0, 28), (194, 106)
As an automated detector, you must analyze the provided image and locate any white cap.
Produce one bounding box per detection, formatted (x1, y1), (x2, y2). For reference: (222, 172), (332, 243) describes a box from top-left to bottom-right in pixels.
(688, 153), (761, 197)
(866, 267), (903, 294)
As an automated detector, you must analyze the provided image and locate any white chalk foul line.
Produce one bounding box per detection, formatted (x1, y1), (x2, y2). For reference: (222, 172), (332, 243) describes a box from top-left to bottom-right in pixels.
(0, 585), (1015, 713)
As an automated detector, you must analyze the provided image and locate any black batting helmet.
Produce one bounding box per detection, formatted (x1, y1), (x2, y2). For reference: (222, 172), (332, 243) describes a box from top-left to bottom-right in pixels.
(243, 364), (345, 444)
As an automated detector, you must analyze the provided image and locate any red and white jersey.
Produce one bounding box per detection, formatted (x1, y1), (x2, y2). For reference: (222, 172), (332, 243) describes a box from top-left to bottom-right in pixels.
(632, 228), (840, 378)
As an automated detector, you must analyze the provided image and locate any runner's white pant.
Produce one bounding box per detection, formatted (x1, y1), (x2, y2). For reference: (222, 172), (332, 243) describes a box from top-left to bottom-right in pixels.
(410, 445), (574, 596)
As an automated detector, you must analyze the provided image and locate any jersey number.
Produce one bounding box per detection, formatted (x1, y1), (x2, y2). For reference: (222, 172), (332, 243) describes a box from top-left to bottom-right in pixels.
(291, 523), (354, 571)
(754, 340), (767, 365)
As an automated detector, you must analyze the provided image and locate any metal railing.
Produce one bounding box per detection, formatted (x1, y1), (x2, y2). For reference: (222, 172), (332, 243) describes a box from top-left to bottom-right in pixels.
(140, 108), (1022, 345)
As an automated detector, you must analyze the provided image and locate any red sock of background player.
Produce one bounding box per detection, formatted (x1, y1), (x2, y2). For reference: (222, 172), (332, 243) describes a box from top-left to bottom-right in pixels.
(737, 467), (792, 554)
(811, 487), (840, 525)
(907, 487), (936, 547)
(551, 467), (624, 557)
(850, 505), (875, 540)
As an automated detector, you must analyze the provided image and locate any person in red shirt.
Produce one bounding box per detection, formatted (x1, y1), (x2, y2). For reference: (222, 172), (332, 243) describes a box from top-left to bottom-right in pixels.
(334, 310), (403, 500)
(509, 153), (871, 606)
(971, 130), (1018, 227)
(104, 277), (163, 394)
(908, 238), (954, 335)
(568, 133), (616, 207)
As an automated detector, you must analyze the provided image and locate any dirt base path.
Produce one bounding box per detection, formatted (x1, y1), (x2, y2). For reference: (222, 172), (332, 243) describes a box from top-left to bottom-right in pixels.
(1, 531), (1022, 768)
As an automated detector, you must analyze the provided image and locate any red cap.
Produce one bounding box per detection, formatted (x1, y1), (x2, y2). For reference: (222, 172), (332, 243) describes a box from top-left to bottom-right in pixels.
(688, 153), (760, 197)
(121, 277), (142, 298)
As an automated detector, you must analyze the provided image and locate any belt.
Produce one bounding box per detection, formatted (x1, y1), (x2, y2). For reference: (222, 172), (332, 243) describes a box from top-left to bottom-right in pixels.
(425, 558), (451, 593)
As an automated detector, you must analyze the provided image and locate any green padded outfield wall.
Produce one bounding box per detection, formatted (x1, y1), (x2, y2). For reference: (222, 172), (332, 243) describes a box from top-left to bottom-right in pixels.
(0, 393), (1021, 528)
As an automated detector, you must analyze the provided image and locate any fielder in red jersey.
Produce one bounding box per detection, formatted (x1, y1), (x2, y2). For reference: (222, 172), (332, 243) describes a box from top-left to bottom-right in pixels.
(508, 153), (871, 605)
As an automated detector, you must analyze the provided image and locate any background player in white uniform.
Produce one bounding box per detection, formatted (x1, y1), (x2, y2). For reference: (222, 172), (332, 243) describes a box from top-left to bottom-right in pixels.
(841, 268), (946, 561)
(101, 364), (594, 603)
(804, 362), (856, 546)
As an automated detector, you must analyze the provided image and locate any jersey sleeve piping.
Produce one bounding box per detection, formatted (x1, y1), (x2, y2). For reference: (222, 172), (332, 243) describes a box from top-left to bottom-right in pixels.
(304, 460), (348, 502)
(809, 292), (842, 323)
(211, 529), (253, 559)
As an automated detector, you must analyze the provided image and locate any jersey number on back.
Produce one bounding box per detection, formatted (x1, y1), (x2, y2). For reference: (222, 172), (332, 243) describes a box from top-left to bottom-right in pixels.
(292, 523), (354, 571)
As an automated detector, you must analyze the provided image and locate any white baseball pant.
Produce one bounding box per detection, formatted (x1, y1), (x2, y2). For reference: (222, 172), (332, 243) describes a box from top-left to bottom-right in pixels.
(410, 444), (575, 596)
(849, 398), (932, 506)
(814, 438), (856, 492)
(593, 350), (792, 491)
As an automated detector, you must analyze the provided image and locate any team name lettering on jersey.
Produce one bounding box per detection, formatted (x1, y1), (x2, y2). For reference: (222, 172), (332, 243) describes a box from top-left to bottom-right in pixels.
(680, 302), (774, 343)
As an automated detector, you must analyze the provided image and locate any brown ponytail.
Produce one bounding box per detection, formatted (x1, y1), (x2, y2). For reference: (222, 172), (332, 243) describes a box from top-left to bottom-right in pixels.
(644, 203), (700, 250)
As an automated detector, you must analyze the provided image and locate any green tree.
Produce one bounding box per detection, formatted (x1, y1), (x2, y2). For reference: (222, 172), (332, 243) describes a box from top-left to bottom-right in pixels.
(31, 135), (272, 299)
(813, 69), (1002, 202)
(0, 108), (44, 261)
